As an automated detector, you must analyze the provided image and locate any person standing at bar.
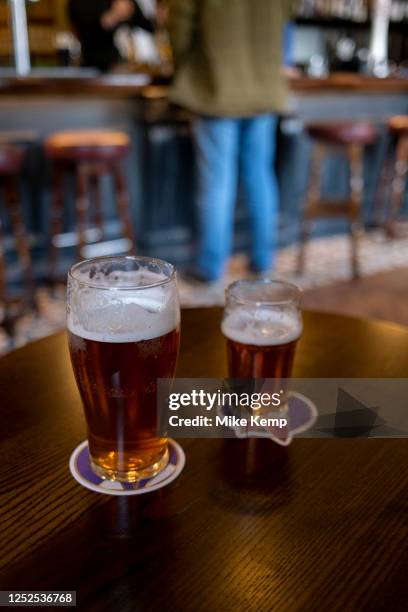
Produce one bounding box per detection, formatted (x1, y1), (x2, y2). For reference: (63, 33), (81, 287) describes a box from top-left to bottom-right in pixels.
(168, 0), (297, 282)
(69, 0), (156, 71)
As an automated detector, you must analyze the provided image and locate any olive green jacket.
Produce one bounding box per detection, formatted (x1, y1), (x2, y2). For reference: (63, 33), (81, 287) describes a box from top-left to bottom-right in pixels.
(168, 0), (295, 117)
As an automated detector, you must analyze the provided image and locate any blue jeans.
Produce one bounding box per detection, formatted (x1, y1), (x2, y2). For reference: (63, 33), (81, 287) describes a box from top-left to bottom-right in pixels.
(192, 115), (279, 281)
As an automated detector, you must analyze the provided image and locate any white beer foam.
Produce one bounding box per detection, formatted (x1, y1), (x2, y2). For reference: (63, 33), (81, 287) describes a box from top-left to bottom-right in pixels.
(68, 272), (180, 343)
(222, 308), (302, 347)
(82, 269), (168, 289)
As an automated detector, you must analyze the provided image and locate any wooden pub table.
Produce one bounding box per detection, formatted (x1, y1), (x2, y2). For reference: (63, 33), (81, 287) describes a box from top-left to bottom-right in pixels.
(1, 309), (408, 611)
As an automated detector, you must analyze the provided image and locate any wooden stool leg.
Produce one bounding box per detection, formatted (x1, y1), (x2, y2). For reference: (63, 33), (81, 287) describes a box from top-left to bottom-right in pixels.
(348, 143), (364, 280)
(75, 163), (91, 260)
(90, 170), (104, 241)
(0, 197), (7, 304)
(112, 163), (136, 252)
(0, 185), (11, 342)
(297, 144), (324, 275)
(388, 135), (408, 232)
(3, 174), (35, 305)
(48, 162), (66, 282)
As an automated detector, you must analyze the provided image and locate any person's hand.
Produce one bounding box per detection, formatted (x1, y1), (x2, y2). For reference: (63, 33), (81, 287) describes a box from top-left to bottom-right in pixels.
(101, 0), (135, 30)
(112, 0), (135, 22)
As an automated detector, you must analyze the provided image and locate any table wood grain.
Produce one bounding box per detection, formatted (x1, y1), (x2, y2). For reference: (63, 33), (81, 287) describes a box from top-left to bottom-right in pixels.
(1, 309), (408, 611)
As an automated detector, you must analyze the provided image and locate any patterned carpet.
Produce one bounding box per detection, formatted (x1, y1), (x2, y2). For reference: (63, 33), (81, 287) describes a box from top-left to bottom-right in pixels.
(1, 230), (408, 356)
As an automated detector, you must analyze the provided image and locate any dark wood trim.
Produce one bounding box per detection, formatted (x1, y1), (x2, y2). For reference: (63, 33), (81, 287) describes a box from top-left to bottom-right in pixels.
(0, 74), (407, 99)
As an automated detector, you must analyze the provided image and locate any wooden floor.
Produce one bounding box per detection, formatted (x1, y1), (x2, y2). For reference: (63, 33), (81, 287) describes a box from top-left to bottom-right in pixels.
(303, 268), (408, 327)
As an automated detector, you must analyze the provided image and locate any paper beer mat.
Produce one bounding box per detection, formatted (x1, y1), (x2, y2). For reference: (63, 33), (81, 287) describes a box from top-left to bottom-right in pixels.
(217, 392), (318, 446)
(70, 439), (185, 496)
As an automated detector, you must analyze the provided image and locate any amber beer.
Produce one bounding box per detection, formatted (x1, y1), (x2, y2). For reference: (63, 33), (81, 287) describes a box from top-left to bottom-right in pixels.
(68, 328), (180, 481)
(67, 256), (180, 482)
(222, 280), (303, 389)
(223, 334), (300, 379)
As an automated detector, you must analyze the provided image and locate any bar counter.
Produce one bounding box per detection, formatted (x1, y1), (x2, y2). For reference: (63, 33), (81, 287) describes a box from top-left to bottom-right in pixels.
(0, 71), (406, 268)
(0, 72), (407, 97)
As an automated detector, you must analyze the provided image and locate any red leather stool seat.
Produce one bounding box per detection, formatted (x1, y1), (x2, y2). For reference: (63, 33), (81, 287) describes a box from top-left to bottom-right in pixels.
(307, 122), (377, 146)
(0, 145), (25, 174)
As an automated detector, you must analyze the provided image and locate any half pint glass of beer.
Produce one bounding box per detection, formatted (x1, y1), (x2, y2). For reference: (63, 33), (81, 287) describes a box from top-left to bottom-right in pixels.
(222, 280), (302, 405)
(67, 256), (180, 482)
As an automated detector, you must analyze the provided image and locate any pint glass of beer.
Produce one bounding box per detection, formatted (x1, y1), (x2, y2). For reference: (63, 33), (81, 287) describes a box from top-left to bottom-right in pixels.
(222, 280), (302, 385)
(67, 256), (180, 482)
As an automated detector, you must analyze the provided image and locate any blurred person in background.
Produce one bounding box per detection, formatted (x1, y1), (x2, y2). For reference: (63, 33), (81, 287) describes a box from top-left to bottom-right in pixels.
(168, 1), (297, 283)
(69, 0), (156, 71)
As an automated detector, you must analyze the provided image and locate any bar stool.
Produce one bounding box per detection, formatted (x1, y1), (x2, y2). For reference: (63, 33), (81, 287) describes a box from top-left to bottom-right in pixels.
(0, 145), (35, 320)
(297, 121), (377, 279)
(45, 130), (136, 281)
(383, 116), (408, 237)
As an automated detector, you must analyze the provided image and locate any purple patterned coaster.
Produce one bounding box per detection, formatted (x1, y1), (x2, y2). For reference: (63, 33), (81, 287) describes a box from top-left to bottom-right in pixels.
(219, 392), (318, 447)
(69, 439), (185, 496)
